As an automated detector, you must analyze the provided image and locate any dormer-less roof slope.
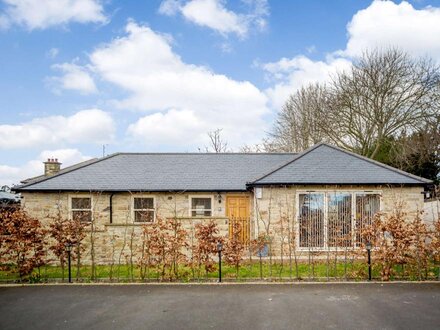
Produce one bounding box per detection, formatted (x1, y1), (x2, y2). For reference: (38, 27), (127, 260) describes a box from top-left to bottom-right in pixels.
(14, 153), (297, 192)
(20, 158), (99, 185)
(249, 143), (432, 186)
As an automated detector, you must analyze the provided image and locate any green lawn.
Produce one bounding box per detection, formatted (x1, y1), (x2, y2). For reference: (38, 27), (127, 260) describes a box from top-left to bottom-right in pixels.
(1, 261), (438, 282)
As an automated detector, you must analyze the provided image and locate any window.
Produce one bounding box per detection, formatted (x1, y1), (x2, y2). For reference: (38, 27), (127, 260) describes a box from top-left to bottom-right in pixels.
(327, 193), (352, 247)
(133, 197), (155, 223)
(298, 193), (324, 248)
(71, 197), (92, 222)
(191, 197), (212, 217)
(355, 193), (380, 245)
(297, 191), (380, 250)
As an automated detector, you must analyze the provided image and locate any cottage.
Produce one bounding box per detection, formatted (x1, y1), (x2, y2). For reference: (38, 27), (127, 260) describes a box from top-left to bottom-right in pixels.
(14, 143), (431, 263)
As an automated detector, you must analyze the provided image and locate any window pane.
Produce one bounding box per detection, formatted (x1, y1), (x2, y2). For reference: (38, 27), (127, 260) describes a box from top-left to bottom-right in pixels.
(191, 198), (211, 216)
(191, 210), (212, 217)
(72, 210), (92, 222)
(298, 194), (324, 248)
(135, 210), (154, 222)
(328, 193), (352, 247)
(71, 197), (91, 209)
(355, 194), (380, 245)
(134, 197), (154, 210)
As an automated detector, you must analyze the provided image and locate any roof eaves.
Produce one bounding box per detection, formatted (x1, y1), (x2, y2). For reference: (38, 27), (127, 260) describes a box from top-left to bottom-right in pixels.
(13, 188), (250, 193)
(247, 182), (427, 187)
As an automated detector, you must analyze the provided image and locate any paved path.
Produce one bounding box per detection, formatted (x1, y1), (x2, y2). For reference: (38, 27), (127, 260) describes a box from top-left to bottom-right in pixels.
(0, 283), (439, 330)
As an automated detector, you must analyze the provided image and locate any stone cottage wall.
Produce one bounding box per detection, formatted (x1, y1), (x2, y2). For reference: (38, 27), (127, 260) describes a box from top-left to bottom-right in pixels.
(253, 185), (424, 257)
(21, 186), (423, 264)
(21, 191), (252, 264)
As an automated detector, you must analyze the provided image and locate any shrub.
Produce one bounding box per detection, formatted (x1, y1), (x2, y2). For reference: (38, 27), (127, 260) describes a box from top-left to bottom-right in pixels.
(223, 221), (245, 278)
(0, 209), (46, 280)
(138, 217), (188, 280)
(48, 213), (86, 281)
(193, 220), (223, 277)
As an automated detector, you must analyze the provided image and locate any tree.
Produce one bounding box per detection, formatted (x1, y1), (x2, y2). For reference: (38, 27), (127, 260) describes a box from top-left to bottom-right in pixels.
(267, 48), (440, 180)
(205, 128), (229, 153)
(327, 49), (439, 158)
(268, 83), (329, 152)
(391, 115), (440, 184)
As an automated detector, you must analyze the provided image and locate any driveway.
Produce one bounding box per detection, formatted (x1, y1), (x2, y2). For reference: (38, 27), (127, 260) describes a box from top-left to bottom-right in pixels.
(0, 283), (439, 330)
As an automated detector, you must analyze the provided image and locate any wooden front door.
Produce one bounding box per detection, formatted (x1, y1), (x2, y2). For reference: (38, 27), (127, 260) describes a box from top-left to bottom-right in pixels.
(226, 196), (250, 245)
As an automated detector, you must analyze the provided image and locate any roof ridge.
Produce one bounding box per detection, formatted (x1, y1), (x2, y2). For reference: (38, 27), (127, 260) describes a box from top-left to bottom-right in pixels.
(248, 143), (324, 184)
(14, 153), (122, 190)
(114, 152), (297, 155)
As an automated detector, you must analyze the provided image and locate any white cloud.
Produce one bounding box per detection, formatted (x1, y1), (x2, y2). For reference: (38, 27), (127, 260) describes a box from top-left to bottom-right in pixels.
(0, 0), (107, 30)
(158, 0), (181, 15)
(128, 109), (204, 146)
(158, 0), (268, 38)
(0, 109), (115, 149)
(50, 62), (97, 94)
(0, 149), (91, 186)
(341, 0), (440, 60)
(261, 1), (440, 110)
(89, 21), (269, 148)
(180, 0), (246, 37)
(262, 55), (352, 109)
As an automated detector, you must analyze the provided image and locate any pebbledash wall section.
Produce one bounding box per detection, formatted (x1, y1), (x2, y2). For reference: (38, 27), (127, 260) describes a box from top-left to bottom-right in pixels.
(21, 185), (424, 265)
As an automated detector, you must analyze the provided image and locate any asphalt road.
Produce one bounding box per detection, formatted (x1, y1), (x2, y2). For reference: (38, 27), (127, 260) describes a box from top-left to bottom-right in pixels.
(0, 283), (439, 330)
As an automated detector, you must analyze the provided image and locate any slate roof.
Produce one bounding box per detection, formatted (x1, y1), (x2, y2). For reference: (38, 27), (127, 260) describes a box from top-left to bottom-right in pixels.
(249, 143), (432, 186)
(14, 153), (297, 192)
(20, 158), (98, 185)
(14, 144), (431, 193)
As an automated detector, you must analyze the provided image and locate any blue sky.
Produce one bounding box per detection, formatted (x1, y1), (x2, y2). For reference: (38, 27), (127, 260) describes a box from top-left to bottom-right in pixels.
(1, 0), (440, 186)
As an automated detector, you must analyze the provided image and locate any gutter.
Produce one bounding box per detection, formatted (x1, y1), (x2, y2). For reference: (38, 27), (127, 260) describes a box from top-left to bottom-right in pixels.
(109, 193), (115, 224)
(246, 182), (430, 188)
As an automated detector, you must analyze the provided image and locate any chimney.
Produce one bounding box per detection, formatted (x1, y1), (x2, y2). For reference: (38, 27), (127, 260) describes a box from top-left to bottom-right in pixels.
(44, 158), (61, 176)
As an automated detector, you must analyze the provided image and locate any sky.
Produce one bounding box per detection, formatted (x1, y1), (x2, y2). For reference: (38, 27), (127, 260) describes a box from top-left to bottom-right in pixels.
(1, 0), (440, 186)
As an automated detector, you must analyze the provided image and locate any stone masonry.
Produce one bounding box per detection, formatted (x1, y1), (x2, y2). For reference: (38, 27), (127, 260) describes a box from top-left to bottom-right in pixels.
(21, 185), (424, 264)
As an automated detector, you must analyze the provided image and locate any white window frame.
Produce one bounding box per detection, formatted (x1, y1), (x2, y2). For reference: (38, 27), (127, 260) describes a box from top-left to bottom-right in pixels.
(132, 195), (156, 223)
(296, 190), (382, 251)
(69, 194), (93, 223)
(189, 195), (213, 217)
